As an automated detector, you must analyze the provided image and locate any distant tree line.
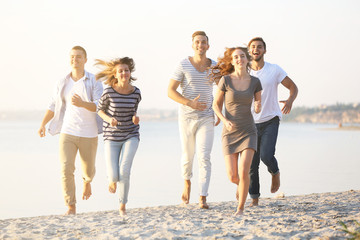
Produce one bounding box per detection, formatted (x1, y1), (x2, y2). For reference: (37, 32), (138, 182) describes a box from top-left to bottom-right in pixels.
(283, 103), (360, 123)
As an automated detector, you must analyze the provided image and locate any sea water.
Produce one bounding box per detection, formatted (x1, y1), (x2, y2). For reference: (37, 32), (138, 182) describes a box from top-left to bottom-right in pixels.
(0, 121), (359, 219)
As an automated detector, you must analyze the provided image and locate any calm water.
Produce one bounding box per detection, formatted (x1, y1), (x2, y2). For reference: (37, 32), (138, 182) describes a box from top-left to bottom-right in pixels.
(0, 121), (359, 219)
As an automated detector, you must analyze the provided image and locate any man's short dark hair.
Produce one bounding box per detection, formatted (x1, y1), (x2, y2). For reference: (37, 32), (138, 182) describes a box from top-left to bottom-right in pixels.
(192, 31), (209, 43)
(248, 37), (266, 50)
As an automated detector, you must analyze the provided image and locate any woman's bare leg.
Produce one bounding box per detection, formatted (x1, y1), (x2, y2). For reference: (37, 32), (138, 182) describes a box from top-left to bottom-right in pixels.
(235, 148), (255, 215)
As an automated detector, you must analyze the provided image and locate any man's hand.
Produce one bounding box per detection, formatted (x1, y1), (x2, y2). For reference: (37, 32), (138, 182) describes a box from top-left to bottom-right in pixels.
(71, 94), (84, 107)
(280, 77), (298, 114)
(38, 126), (46, 137)
(187, 95), (207, 111)
(279, 99), (293, 114)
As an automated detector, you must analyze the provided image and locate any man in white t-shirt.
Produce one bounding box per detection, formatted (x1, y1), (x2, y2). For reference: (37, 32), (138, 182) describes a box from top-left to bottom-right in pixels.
(168, 31), (218, 209)
(248, 37), (298, 206)
(38, 46), (103, 215)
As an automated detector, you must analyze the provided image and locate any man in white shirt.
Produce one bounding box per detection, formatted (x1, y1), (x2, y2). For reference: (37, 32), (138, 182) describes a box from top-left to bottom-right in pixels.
(168, 31), (218, 209)
(38, 46), (103, 215)
(248, 37), (298, 206)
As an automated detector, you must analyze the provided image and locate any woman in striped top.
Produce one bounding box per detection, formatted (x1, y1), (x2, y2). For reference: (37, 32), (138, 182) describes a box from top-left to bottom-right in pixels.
(95, 57), (141, 217)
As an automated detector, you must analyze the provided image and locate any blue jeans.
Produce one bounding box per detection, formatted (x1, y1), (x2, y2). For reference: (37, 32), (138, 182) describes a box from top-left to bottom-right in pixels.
(104, 137), (139, 204)
(249, 117), (280, 199)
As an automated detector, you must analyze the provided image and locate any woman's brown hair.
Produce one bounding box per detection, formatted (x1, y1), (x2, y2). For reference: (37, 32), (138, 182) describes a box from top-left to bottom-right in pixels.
(95, 57), (136, 86)
(210, 47), (251, 83)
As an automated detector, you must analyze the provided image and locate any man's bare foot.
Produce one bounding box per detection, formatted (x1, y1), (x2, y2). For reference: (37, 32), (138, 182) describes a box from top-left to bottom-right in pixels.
(236, 189), (239, 201)
(109, 182), (117, 193)
(271, 173), (280, 193)
(199, 196), (209, 209)
(119, 210), (127, 217)
(65, 205), (76, 215)
(249, 198), (259, 207)
(82, 182), (92, 200)
(181, 180), (191, 204)
(119, 204), (127, 217)
(234, 208), (244, 216)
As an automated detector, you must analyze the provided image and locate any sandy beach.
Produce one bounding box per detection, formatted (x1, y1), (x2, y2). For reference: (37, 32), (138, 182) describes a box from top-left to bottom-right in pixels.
(1, 190), (359, 239)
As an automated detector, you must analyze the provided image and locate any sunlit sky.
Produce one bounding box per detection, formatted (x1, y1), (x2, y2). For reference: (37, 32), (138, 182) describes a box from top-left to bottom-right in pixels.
(1, 0), (359, 111)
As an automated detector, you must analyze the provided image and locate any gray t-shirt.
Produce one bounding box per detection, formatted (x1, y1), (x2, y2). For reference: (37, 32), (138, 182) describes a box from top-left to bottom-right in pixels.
(172, 57), (217, 119)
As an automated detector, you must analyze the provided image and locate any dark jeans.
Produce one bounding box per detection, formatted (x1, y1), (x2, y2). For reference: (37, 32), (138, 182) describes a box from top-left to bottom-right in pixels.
(249, 116), (280, 199)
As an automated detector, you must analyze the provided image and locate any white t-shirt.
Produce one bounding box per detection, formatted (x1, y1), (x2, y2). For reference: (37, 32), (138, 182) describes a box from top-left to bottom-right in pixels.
(61, 76), (98, 137)
(250, 62), (287, 123)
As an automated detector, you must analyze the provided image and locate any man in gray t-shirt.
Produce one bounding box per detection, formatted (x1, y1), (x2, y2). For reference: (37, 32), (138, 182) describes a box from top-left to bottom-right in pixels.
(168, 31), (218, 209)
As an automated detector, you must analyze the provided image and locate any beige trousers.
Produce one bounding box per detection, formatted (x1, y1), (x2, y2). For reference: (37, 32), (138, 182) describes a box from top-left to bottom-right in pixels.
(59, 133), (98, 206)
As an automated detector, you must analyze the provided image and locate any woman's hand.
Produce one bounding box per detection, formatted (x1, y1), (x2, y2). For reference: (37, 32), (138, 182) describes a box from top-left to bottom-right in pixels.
(214, 115), (221, 126)
(224, 119), (233, 131)
(254, 100), (261, 114)
(132, 115), (140, 125)
(109, 117), (118, 127)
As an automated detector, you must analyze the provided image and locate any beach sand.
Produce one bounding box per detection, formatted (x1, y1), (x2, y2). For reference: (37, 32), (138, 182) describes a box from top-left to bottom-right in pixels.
(1, 190), (359, 239)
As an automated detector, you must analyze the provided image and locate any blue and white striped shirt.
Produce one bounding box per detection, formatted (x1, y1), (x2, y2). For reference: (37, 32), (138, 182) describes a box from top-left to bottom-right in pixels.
(172, 57), (216, 119)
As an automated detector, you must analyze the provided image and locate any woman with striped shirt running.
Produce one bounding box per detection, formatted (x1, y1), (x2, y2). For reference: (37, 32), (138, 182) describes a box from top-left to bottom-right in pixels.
(95, 57), (141, 217)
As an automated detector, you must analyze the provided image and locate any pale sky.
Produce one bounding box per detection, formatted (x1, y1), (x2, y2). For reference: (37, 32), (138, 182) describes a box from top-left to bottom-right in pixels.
(0, 0), (359, 111)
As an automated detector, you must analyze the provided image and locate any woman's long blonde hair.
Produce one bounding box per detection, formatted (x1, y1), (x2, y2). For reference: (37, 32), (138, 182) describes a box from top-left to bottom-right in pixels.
(210, 47), (251, 83)
(94, 57), (137, 86)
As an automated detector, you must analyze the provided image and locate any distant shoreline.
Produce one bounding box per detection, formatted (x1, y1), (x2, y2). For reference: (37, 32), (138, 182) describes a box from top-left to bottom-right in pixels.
(1, 190), (359, 239)
(321, 125), (360, 131)
(1, 102), (360, 124)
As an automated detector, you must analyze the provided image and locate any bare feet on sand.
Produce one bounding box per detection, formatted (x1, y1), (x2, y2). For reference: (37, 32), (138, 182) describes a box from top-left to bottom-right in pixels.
(109, 182), (117, 193)
(234, 208), (244, 216)
(199, 196), (209, 209)
(249, 198), (259, 207)
(65, 205), (76, 215)
(82, 182), (92, 200)
(119, 204), (127, 217)
(181, 180), (191, 204)
(271, 173), (280, 193)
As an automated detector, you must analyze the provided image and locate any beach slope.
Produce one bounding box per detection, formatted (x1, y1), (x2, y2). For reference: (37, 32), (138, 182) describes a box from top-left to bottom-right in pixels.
(1, 190), (359, 239)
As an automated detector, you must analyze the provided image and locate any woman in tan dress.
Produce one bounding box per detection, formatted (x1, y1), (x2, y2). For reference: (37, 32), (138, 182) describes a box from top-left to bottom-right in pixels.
(212, 47), (262, 215)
